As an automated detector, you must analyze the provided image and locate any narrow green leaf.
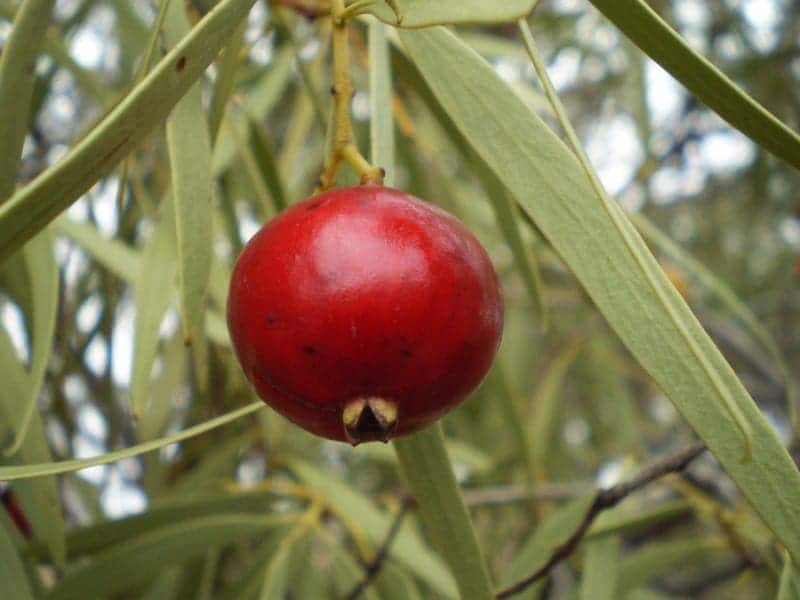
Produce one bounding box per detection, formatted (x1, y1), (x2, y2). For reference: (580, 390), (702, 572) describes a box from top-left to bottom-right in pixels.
(4, 230), (59, 456)
(501, 495), (595, 599)
(369, 18), (395, 185)
(285, 456), (457, 598)
(139, 333), (185, 440)
(217, 533), (289, 600)
(140, 567), (182, 600)
(211, 47), (294, 177)
(0, 401), (263, 481)
(529, 343), (582, 481)
(131, 208), (177, 427)
(0, 328), (65, 565)
(0, 0), (55, 201)
(0, 519), (35, 600)
(258, 539), (292, 600)
(367, 0), (537, 28)
(586, 0), (800, 170)
(586, 500), (691, 540)
(617, 538), (730, 594)
(47, 514), (292, 600)
(247, 118), (288, 213)
(209, 19), (247, 144)
(393, 425), (494, 600)
(163, 0), (212, 391)
(475, 167), (547, 323)
(376, 563), (424, 600)
(55, 217), (140, 281)
(581, 535), (620, 600)
(0, 0), (258, 264)
(778, 549), (800, 600)
(60, 490), (285, 559)
(633, 214), (798, 433)
(399, 26), (800, 563)
(3, 229), (58, 456)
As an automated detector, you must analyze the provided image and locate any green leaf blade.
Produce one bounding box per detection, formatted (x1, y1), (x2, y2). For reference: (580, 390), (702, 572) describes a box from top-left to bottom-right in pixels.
(398, 26), (800, 563)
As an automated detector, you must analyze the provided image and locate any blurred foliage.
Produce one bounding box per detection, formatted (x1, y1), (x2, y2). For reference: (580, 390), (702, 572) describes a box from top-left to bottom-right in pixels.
(0, 0), (799, 598)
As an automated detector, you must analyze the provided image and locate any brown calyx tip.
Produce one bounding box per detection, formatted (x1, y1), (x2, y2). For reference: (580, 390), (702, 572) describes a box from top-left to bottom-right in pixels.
(342, 397), (398, 446)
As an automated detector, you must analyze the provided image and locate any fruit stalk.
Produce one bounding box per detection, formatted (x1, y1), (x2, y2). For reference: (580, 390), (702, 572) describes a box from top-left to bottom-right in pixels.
(318, 0), (383, 190)
(393, 424), (495, 600)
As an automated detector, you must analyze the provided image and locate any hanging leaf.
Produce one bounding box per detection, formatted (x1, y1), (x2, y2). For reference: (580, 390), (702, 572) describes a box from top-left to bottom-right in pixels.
(586, 0), (800, 170)
(163, 0), (212, 392)
(0, 0), (55, 201)
(366, 0), (537, 28)
(399, 26), (800, 562)
(0, 0), (258, 264)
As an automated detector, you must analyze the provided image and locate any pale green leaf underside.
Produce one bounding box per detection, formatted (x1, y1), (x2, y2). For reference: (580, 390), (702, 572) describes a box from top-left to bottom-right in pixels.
(164, 0), (212, 390)
(367, 0), (536, 28)
(399, 27), (800, 563)
(587, 0), (800, 170)
(0, 0), (54, 201)
(0, 0), (258, 265)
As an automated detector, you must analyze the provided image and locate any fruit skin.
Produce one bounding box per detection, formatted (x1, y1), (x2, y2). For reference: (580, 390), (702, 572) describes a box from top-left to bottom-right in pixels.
(227, 186), (503, 443)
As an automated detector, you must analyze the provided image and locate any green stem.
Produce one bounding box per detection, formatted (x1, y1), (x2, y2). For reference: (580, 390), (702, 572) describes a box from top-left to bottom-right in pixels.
(393, 424), (494, 600)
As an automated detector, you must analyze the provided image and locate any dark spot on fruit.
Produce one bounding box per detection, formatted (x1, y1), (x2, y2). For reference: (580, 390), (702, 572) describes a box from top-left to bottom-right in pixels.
(265, 315), (278, 326)
(176, 56), (186, 71)
(400, 349), (413, 358)
(307, 201), (323, 211)
(301, 346), (317, 355)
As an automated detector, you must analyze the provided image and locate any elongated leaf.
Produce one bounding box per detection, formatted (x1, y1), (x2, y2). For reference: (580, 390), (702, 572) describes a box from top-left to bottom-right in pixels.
(0, 0), (54, 201)
(393, 425), (494, 600)
(131, 209), (177, 427)
(47, 514), (292, 600)
(530, 343), (582, 480)
(369, 18), (395, 184)
(586, 500), (691, 540)
(211, 47), (294, 177)
(617, 538), (730, 594)
(502, 495), (596, 599)
(581, 535), (620, 600)
(778, 550), (800, 600)
(4, 229), (58, 456)
(0, 328), (65, 565)
(633, 214), (798, 431)
(587, 0), (800, 170)
(56, 218), (139, 280)
(367, 0), (536, 28)
(258, 538), (292, 600)
(399, 26), (800, 563)
(217, 533), (288, 600)
(209, 19), (246, 144)
(61, 490), (286, 559)
(163, 0), (212, 391)
(0, 401), (263, 481)
(0, 0), (258, 264)
(285, 456), (457, 597)
(0, 519), (35, 600)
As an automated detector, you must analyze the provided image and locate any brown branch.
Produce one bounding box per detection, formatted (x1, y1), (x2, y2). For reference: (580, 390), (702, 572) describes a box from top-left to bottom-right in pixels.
(496, 442), (707, 599)
(344, 497), (414, 600)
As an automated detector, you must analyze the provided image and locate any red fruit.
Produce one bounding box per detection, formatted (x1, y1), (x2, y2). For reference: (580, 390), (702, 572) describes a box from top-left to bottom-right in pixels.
(227, 186), (503, 444)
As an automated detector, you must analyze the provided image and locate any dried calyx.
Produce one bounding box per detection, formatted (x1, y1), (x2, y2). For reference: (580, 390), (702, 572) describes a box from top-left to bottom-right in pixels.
(342, 397), (398, 445)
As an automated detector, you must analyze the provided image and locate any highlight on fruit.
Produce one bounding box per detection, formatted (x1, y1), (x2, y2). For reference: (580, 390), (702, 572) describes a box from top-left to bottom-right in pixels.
(227, 185), (504, 445)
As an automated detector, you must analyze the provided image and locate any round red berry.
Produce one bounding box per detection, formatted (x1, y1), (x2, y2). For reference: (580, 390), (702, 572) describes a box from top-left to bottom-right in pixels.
(227, 186), (503, 444)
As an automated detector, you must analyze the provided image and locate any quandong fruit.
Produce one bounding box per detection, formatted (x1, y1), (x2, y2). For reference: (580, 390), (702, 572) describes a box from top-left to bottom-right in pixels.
(227, 186), (503, 444)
